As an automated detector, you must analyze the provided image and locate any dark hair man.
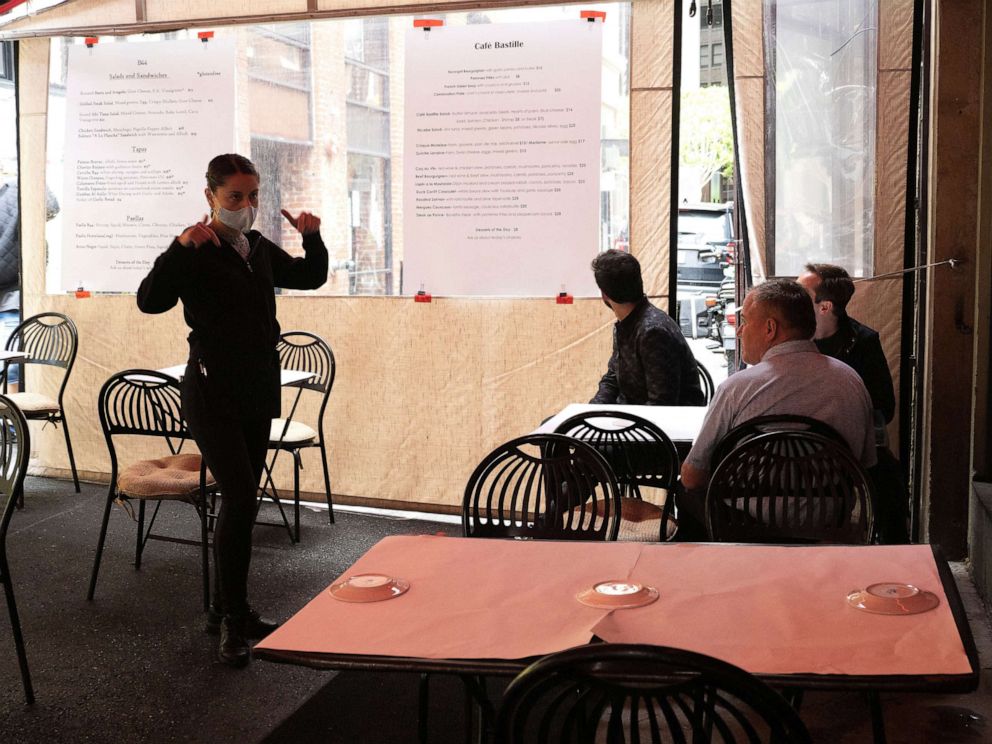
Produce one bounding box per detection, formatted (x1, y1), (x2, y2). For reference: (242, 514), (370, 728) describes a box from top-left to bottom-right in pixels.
(589, 249), (705, 407)
(797, 263), (895, 425)
(798, 263), (906, 542)
(678, 280), (875, 536)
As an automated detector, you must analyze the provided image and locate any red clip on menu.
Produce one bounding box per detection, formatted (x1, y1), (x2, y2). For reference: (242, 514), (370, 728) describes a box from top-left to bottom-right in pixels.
(556, 292), (573, 305)
(415, 290), (432, 303)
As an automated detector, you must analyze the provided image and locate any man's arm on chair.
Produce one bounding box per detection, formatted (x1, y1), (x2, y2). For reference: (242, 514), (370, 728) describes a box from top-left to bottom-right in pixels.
(680, 462), (709, 492)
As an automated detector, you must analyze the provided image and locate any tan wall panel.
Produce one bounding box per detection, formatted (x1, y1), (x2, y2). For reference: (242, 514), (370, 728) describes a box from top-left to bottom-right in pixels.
(732, 0), (764, 78)
(879, 0), (914, 71)
(16, 38), (49, 116)
(875, 71), (911, 277)
(0, 0), (134, 35)
(146, 0), (306, 23)
(23, 293), (615, 506)
(630, 88), (670, 298)
(630, 0), (672, 90)
(734, 76), (765, 276)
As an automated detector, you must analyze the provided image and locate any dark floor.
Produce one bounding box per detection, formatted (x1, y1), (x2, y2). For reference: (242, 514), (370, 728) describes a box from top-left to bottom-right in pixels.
(1, 477), (990, 743)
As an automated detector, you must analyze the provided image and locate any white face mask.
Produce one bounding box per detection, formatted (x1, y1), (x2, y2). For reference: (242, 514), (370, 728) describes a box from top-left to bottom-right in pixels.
(216, 204), (257, 234)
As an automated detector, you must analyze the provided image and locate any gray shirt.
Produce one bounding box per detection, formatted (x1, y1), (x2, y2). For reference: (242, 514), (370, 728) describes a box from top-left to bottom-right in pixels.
(685, 340), (877, 471)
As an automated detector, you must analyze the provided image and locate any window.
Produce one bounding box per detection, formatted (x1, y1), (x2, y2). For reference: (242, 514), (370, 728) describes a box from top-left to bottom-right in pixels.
(711, 42), (723, 68)
(0, 41), (13, 84)
(766, 0), (877, 277)
(700, 45), (710, 69)
(44, 4), (631, 296)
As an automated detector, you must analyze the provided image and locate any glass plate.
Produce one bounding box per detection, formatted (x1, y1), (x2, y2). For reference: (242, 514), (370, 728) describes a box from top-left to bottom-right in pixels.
(846, 582), (940, 615)
(576, 580), (659, 609)
(330, 573), (410, 603)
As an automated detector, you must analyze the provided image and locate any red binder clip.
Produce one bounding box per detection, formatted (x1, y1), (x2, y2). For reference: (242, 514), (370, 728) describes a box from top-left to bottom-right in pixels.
(413, 19), (444, 30)
(580, 10), (607, 22)
(556, 292), (573, 305)
(415, 288), (432, 303)
(84, 37), (99, 48)
(197, 31), (214, 43)
(75, 283), (90, 299)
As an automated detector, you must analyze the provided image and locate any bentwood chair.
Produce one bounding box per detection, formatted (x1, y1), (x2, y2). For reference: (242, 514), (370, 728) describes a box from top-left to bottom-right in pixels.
(1, 313), (79, 493)
(463, 433), (622, 541)
(696, 358), (716, 404)
(496, 644), (812, 744)
(554, 411), (679, 541)
(705, 430), (875, 545)
(0, 395), (34, 704)
(259, 331), (336, 543)
(88, 370), (216, 611)
(709, 414), (845, 474)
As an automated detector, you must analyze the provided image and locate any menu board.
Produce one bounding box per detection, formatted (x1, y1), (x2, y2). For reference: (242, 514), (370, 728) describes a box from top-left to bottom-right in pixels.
(60, 38), (235, 293)
(403, 20), (603, 297)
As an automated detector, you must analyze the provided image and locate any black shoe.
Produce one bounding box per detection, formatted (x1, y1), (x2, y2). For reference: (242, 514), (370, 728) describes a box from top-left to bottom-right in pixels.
(206, 604), (280, 639)
(218, 615), (250, 668)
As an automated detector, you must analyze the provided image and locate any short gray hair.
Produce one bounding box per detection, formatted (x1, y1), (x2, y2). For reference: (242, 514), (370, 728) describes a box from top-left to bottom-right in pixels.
(748, 279), (816, 339)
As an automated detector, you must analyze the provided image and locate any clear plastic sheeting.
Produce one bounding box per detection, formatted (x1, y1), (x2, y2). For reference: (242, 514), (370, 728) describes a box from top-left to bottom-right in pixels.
(768, 0), (877, 277)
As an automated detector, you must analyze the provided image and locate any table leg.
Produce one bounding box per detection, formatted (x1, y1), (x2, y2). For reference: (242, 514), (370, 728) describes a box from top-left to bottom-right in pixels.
(868, 691), (887, 744)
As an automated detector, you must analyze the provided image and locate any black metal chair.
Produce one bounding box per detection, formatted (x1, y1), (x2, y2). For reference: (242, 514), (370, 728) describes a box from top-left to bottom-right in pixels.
(87, 370), (216, 610)
(696, 359), (716, 404)
(554, 411), (679, 541)
(1, 312), (79, 493)
(709, 414), (846, 474)
(496, 644), (812, 744)
(0, 395), (34, 704)
(705, 430), (875, 545)
(259, 331), (336, 543)
(463, 433), (622, 541)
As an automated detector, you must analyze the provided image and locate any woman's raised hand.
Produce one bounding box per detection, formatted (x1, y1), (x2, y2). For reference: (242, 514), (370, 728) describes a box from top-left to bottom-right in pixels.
(178, 215), (220, 248)
(281, 209), (321, 236)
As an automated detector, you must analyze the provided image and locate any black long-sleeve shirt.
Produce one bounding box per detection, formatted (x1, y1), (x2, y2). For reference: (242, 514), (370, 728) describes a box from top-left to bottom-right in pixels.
(591, 296), (706, 406)
(137, 229), (328, 419)
(814, 316), (895, 424)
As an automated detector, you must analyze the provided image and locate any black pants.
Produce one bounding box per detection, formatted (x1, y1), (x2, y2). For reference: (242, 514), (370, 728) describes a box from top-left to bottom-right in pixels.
(184, 372), (269, 617)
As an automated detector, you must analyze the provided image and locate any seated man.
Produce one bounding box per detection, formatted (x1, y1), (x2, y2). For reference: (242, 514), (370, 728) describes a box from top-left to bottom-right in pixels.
(798, 262), (907, 543)
(589, 249), (705, 406)
(679, 279), (876, 537)
(797, 263), (895, 435)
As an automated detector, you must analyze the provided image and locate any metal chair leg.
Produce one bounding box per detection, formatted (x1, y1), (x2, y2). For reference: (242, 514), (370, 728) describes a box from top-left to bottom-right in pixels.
(293, 449), (302, 543)
(319, 441), (334, 524)
(135, 500), (146, 569)
(200, 500), (210, 612)
(87, 487), (116, 600)
(60, 415), (80, 493)
(2, 556), (35, 704)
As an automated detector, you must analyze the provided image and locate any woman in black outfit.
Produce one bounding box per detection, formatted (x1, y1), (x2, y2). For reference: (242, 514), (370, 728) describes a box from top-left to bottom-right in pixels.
(137, 154), (328, 666)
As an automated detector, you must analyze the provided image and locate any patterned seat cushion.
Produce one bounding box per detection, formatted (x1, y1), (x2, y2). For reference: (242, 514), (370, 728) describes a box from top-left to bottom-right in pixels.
(5, 391), (60, 415)
(269, 419), (317, 446)
(117, 453), (215, 500)
(570, 495), (676, 542)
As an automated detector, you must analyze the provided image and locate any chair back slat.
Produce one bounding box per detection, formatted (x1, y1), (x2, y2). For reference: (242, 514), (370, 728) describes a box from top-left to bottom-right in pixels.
(709, 414), (846, 473)
(463, 433), (622, 541)
(554, 411), (679, 502)
(497, 644), (812, 744)
(705, 430), (874, 544)
(0, 395), (30, 542)
(98, 371), (188, 440)
(276, 331), (335, 394)
(6, 312), (77, 369)
(696, 360), (716, 404)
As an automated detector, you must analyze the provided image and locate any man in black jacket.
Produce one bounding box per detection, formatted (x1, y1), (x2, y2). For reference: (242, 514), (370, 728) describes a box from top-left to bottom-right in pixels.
(798, 262), (907, 542)
(590, 249), (705, 406)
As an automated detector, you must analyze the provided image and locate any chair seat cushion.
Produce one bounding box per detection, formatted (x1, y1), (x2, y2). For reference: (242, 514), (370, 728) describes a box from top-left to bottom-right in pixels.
(570, 496), (676, 542)
(117, 453), (215, 500)
(6, 391), (60, 415)
(269, 419), (316, 446)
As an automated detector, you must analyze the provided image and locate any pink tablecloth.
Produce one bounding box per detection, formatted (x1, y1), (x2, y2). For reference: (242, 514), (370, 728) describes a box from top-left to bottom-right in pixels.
(255, 536), (972, 678)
